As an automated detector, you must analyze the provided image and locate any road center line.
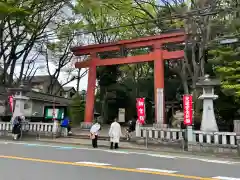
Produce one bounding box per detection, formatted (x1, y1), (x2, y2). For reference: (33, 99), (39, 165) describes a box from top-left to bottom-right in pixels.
(0, 155), (215, 180)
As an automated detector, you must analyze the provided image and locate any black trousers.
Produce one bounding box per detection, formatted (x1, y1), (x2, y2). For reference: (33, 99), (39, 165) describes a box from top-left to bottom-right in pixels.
(92, 135), (98, 148)
(110, 142), (119, 149)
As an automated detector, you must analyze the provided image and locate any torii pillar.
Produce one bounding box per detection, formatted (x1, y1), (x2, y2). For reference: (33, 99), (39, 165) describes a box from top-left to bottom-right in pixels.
(71, 31), (185, 128)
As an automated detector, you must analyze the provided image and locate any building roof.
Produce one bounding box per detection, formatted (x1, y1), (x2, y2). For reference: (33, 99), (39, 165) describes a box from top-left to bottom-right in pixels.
(27, 75), (56, 83)
(63, 87), (76, 92)
(0, 86), (70, 105)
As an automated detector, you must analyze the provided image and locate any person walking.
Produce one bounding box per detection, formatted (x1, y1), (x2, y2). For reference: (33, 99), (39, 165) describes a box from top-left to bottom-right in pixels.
(109, 118), (122, 149)
(12, 116), (22, 140)
(90, 121), (101, 148)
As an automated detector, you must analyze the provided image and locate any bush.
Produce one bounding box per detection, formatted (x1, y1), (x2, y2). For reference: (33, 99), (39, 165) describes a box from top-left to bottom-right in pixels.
(69, 94), (85, 126)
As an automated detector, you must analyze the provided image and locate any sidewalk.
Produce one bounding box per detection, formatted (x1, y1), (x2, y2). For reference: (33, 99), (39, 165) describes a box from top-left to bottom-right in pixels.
(71, 125), (136, 140)
(38, 137), (184, 153)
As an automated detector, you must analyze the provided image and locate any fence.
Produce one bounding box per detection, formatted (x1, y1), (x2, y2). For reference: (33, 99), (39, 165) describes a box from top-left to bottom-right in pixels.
(0, 122), (54, 136)
(139, 127), (184, 141)
(193, 131), (237, 147)
(136, 126), (239, 153)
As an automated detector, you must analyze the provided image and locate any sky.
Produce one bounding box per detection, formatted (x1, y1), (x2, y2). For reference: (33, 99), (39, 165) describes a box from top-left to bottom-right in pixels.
(13, 4), (89, 91)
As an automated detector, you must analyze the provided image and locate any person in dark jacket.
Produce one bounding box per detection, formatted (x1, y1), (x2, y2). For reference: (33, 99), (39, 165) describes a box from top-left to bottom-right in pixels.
(128, 115), (137, 132)
(12, 116), (22, 140)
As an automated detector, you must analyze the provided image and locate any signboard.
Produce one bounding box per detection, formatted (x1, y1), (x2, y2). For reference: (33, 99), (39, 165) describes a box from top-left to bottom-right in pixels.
(136, 98), (145, 125)
(118, 108), (125, 122)
(44, 107), (65, 120)
(183, 95), (193, 126)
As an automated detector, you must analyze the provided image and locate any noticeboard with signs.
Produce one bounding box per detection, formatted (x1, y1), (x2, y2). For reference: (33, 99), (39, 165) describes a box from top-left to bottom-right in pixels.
(44, 106), (66, 121)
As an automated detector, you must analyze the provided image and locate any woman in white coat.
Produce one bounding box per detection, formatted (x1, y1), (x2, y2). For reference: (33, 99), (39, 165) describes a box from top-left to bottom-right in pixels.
(109, 118), (122, 149)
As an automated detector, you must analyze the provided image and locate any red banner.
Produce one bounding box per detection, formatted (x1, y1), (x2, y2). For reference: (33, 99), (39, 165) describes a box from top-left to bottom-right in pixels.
(183, 95), (193, 126)
(8, 96), (13, 113)
(136, 98), (145, 125)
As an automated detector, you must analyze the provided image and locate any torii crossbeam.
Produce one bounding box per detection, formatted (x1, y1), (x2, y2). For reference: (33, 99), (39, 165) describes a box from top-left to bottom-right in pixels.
(72, 30), (185, 128)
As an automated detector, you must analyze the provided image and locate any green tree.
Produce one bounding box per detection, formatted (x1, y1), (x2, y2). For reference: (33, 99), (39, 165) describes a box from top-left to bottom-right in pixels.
(69, 94), (85, 125)
(207, 0), (240, 123)
(209, 46), (240, 100)
(0, 0), (67, 85)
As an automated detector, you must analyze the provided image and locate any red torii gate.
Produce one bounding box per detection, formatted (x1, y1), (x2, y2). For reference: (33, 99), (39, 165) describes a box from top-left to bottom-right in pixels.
(71, 31), (185, 127)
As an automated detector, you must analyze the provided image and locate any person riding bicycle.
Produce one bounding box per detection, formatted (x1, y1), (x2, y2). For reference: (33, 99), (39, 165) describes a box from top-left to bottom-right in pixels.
(127, 115), (137, 133)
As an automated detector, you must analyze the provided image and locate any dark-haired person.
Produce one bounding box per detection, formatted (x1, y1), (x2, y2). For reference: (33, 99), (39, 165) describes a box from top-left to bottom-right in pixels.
(12, 116), (22, 140)
(126, 116), (137, 140)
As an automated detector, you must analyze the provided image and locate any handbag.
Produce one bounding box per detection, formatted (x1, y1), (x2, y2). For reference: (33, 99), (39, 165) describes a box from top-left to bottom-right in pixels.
(90, 133), (95, 139)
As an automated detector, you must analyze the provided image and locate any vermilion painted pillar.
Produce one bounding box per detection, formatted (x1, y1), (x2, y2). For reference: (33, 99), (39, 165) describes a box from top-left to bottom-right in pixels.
(83, 64), (96, 127)
(153, 46), (165, 125)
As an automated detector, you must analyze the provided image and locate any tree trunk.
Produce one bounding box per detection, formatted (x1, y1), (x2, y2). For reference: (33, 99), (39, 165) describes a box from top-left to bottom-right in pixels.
(76, 69), (81, 92)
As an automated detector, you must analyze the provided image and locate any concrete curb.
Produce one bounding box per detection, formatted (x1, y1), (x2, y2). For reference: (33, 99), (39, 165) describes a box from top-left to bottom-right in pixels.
(69, 134), (131, 142)
(37, 138), (240, 160)
(38, 138), (150, 151)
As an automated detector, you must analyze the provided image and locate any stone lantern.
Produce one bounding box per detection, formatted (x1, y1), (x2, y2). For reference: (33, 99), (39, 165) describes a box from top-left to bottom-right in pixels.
(196, 75), (220, 132)
(8, 83), (30, 121)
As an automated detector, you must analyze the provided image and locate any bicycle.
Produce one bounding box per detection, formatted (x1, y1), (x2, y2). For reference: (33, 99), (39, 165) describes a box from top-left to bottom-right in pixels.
(124, 128), (132, 141)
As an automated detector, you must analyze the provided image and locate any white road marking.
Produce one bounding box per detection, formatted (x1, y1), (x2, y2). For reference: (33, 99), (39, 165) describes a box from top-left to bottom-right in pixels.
(176, 156), (240, 164)
(104, 150), (129, 154)
(147, 154), (176, 159)
(75, 161), (111, 166)
(196, 159), (233, 164)
(212, 176), (240, 180)
(0, 141), (8, 144)
(136, 168), (177, 173)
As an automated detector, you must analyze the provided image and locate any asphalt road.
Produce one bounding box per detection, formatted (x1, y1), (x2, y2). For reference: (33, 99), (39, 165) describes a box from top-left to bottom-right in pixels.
(0, 140), (240, 180)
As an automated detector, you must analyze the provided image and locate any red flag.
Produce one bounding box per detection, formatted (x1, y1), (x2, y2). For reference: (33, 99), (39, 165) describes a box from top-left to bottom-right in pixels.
(183, 95), (193, 126)
(136, 98), (145, 125)
(8, 96), (13, 113)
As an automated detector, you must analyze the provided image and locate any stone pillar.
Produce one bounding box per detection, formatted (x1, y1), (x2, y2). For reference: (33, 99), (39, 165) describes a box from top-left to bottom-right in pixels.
(236, 134), (240, 156)
(234, 120), (240, 132)
(135, 121), (141, 137)
(196, 75), (220, 132)
(11, 89), (29, 121)
(52, 120), (60, 137)
(186, 126), (194, 151)
(234, 120), (240, 156)
(153, 44), (165, 127)
(81, 65), (96, 129)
